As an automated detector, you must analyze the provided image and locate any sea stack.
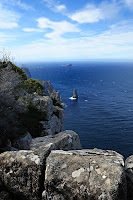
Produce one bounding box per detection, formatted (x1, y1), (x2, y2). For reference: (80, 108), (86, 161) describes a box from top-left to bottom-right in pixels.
(73, 89), (78, 99)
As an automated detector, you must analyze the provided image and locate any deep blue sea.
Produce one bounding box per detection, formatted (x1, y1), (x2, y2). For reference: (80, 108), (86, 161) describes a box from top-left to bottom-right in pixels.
(25, 61), (133, 158)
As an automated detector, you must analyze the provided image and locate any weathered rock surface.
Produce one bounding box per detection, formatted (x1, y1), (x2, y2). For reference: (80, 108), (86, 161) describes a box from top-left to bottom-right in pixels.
(125, 155), (133, 200)
(39, 80), (62, 104)
(40, 115), (62, 136)
(0, 131), (81, 200)
(32, 96), (64, 136)
(32, 96), (53, 120)
(12, 132), (32, 150)
(43, 149), (126, 200)
(0, 63), (22, 96)
(30, 130), (82, 152)
(0, 150), (44, 200)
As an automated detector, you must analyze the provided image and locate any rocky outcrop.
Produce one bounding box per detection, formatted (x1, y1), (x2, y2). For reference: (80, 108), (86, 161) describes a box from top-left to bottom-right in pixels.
(39, 80), (62, 104)
(0, 62), (65, 152)
(73, 89), (78, 99)
(30, 130), (82, 151)
(0, 131), (81, 200)
(32, 96), (53, 120)
(32, 96), (64, 136)
(125, 155), (133, 200)
(0, 63), (22, 96)
(43, 149), (126, 200)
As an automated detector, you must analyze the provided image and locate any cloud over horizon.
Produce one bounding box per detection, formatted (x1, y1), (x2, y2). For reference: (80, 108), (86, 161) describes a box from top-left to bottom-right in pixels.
(36, 17), (80, 39)
(0, 0), (133, 61)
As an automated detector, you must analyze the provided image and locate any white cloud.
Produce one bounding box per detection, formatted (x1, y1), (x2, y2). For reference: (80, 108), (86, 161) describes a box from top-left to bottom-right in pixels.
(10, 21), (133, 61)
(55, 5), (67, 13)
(16, 0), (34, 11)
(0, 22), (18, 29)
(69, 5), (103, 23)
(99, 2), (121, 19)
(123, 0), (133, 9)
(0, 32), (15, 43)
(43, 1), (120, 24)
(68, 2), (120, 24)
(23, 28), (44, 32)
(43, 0), (67, 14)
(0, 3), (19, 29)
(42, 0), (56, 8)
(1, 0), (34, 11)
(37, 17), (80, 39)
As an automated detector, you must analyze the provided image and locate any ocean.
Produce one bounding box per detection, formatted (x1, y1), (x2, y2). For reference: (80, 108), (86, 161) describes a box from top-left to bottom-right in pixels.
(26, 61), (133, 158)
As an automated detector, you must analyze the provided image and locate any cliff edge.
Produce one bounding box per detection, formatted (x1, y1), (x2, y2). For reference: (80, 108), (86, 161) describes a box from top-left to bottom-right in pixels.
(0, 61), (64, 152)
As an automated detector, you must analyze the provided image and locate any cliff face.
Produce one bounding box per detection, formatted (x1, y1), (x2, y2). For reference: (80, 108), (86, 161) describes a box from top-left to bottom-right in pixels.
(0, 62), (64, 152)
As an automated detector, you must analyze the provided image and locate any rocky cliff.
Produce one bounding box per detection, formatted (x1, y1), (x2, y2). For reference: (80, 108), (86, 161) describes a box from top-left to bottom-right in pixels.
(0, 61), (64, 152)
(1, 61), (133, 200)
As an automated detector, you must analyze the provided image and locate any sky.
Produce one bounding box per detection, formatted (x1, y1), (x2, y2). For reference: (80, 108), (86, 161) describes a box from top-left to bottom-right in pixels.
(0, 0), (133, 62)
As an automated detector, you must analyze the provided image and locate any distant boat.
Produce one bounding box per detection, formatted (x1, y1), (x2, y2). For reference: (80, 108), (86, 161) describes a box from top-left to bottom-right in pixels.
(62, 64), (72, 66)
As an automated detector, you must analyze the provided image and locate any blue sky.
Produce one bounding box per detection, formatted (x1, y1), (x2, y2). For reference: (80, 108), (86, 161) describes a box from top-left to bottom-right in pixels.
(0, 0), (133, 62)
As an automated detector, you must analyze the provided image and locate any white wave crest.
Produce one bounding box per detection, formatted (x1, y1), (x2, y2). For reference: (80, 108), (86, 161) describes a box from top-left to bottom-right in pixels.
(69, 97), (77, 100)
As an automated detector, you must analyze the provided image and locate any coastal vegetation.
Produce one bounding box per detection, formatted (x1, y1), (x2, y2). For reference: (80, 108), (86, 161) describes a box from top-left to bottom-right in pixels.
(0, 55), (46, 151)
(23, 78), (44, 96)
(0, 52), (64, 153)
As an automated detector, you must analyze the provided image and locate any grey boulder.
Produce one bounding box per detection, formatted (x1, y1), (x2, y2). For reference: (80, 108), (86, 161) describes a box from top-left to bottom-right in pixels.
(43, 149), (126, 200)
(30, 130), (82, 152)
(125, 155), (133, 200)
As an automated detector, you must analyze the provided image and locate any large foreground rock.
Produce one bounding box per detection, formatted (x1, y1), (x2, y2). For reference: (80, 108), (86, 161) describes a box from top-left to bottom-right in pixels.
(43, 149), (126, 200)
(0, 131), (81, 200)
(125, 155), (133, 200)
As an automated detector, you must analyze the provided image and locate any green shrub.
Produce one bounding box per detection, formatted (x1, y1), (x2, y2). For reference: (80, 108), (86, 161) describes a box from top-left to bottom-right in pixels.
(23, 79), (44, 96)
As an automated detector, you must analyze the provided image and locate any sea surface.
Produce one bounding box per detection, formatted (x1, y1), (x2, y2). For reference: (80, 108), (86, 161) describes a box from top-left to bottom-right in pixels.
(25, 61), (133, 158)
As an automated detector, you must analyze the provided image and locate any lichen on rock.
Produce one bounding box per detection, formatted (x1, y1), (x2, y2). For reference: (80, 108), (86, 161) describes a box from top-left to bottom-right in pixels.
(43, 149), (126, 200)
